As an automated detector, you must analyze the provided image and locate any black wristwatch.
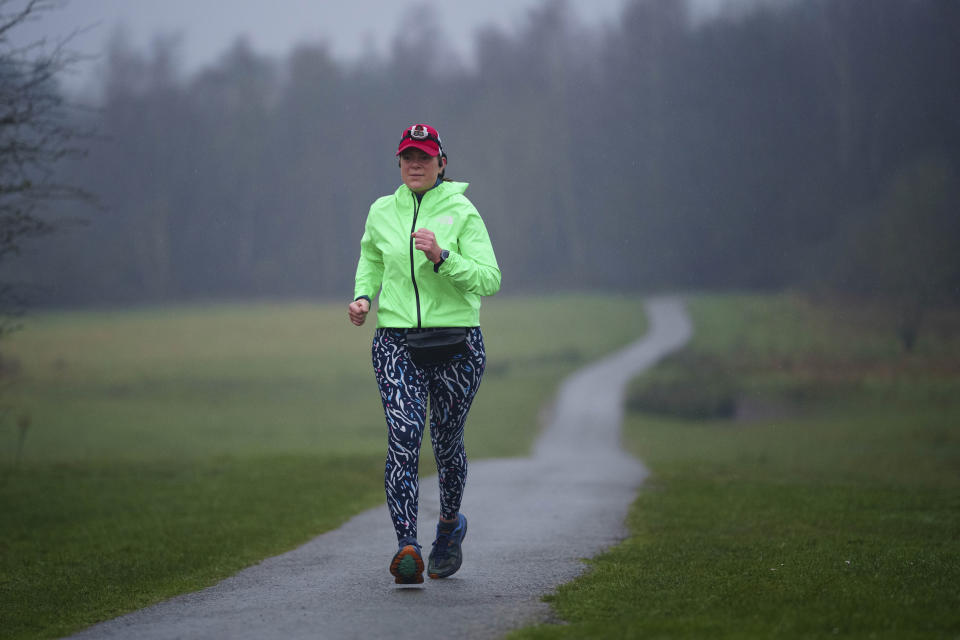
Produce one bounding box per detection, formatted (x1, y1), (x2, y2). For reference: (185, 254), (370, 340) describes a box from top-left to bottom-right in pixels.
(434, 249), (449, 273)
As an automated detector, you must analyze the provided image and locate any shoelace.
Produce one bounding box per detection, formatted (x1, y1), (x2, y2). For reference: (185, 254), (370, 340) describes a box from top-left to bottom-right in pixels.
(432, 529), (455, 558)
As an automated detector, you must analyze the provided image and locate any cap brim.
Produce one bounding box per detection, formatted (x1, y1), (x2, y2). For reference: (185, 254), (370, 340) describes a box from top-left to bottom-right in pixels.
(397, 139), (441, 156)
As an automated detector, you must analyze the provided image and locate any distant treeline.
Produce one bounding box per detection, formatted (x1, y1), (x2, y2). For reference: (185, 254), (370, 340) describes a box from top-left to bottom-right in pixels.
(10, 0), (960, 308)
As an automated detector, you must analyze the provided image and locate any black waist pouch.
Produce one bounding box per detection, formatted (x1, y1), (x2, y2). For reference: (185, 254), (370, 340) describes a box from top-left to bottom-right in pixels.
(405, 328), (469, 367)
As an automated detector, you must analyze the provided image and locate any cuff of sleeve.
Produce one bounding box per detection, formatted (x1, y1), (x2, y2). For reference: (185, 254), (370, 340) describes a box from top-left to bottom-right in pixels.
(434, 251), (458, 274)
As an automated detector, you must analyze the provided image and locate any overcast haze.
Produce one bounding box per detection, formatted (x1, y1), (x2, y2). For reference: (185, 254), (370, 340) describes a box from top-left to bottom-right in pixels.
(15, 0), (629, 82)
(10, 0), (737, 91)
(14, 0), (949, 308)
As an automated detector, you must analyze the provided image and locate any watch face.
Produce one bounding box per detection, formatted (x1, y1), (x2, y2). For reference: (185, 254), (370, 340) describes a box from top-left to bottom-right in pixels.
(441, 250), (449, 260)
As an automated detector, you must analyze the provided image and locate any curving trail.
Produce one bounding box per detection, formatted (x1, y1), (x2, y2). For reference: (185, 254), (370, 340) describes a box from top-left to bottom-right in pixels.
(68, 298), (692, 640)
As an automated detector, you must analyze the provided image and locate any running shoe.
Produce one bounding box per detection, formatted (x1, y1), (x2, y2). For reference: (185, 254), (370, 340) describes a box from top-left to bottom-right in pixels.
(428, 513), (468, 579)
(389, 538), (424, 584)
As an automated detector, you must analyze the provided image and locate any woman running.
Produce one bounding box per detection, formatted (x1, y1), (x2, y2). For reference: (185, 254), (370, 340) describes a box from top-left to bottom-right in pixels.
(348, 123), (501, 584)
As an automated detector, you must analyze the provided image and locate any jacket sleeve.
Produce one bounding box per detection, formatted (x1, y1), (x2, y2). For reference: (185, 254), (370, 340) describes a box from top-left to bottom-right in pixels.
(354, 213), (384, 301)
(441, 207), (501, 296)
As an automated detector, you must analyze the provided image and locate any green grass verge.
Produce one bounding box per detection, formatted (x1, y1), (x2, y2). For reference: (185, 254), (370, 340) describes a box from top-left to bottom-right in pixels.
(510, 293), (960, 640)
(1, 455), (384, 638)
(0, 294), (647, 639)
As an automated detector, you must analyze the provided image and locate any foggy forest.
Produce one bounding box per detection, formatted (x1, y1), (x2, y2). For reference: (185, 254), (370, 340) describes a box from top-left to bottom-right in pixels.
(3, 0), (959, 316)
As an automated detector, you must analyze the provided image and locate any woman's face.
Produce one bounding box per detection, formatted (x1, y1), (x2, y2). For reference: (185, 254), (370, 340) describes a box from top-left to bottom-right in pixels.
(400, 148), (444, 193)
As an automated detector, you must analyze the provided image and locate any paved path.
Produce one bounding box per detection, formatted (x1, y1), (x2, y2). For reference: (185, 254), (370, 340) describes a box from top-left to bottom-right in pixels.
(69, 298), (692, 640)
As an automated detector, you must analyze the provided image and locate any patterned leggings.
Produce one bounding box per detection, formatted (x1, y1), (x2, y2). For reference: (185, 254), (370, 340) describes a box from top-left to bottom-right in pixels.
(372, 327), (486, 543)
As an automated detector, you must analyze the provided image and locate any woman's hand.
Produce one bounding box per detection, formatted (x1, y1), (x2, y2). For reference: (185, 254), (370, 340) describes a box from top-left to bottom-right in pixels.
(412, 228), (443, 264)
(348, 298), (370, 326)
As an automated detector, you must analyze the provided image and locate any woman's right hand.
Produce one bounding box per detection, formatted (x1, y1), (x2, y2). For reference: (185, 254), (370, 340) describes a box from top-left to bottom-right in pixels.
(348, 298), (370, 326)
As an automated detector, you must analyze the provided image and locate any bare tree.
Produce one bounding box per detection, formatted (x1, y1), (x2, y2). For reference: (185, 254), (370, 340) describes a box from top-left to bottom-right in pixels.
(0, 0), (91, 329)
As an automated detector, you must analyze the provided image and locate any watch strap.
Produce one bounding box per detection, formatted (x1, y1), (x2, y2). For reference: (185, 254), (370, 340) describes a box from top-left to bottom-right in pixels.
(434, 249), (449, 273)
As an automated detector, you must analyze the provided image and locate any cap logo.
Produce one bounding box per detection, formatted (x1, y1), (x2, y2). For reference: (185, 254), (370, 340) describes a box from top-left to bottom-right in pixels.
(398, 124), (443, 156)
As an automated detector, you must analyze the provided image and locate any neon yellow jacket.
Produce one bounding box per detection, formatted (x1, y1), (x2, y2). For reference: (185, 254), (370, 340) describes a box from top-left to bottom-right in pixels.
(354, 181), (501, 328)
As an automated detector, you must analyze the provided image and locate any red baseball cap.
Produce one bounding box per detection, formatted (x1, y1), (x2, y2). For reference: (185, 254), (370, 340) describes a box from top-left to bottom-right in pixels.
(397, 123), (443, 157)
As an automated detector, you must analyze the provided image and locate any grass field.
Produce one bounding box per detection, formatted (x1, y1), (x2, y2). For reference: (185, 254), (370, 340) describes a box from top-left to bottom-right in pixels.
(0, 294), (648, 640)
(510, 294), (960, 639)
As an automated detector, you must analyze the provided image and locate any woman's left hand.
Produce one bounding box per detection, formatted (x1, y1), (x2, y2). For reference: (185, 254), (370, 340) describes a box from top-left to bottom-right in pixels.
(412, 228), (442, 264)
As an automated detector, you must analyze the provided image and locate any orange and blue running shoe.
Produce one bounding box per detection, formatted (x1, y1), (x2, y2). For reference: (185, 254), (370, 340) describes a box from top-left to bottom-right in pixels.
(389, 538), (424, 584)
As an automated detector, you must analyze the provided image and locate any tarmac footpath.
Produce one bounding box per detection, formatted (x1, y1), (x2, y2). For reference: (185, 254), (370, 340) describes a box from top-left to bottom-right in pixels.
(68, 297), (692, 640)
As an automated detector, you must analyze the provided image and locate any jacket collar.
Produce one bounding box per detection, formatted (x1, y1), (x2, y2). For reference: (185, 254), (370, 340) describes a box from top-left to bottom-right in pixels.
(395, 180), (469, 205)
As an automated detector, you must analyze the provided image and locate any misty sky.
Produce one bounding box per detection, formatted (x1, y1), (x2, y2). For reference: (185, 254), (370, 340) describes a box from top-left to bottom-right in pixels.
(8, 0), (730, 91)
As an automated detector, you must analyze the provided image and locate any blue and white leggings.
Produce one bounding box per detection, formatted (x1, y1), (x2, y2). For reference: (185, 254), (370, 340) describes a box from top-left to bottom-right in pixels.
(372, 327), (486, 543)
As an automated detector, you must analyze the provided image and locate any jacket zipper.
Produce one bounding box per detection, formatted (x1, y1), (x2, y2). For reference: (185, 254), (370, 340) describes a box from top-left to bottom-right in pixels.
(409, 193), (422, 328)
